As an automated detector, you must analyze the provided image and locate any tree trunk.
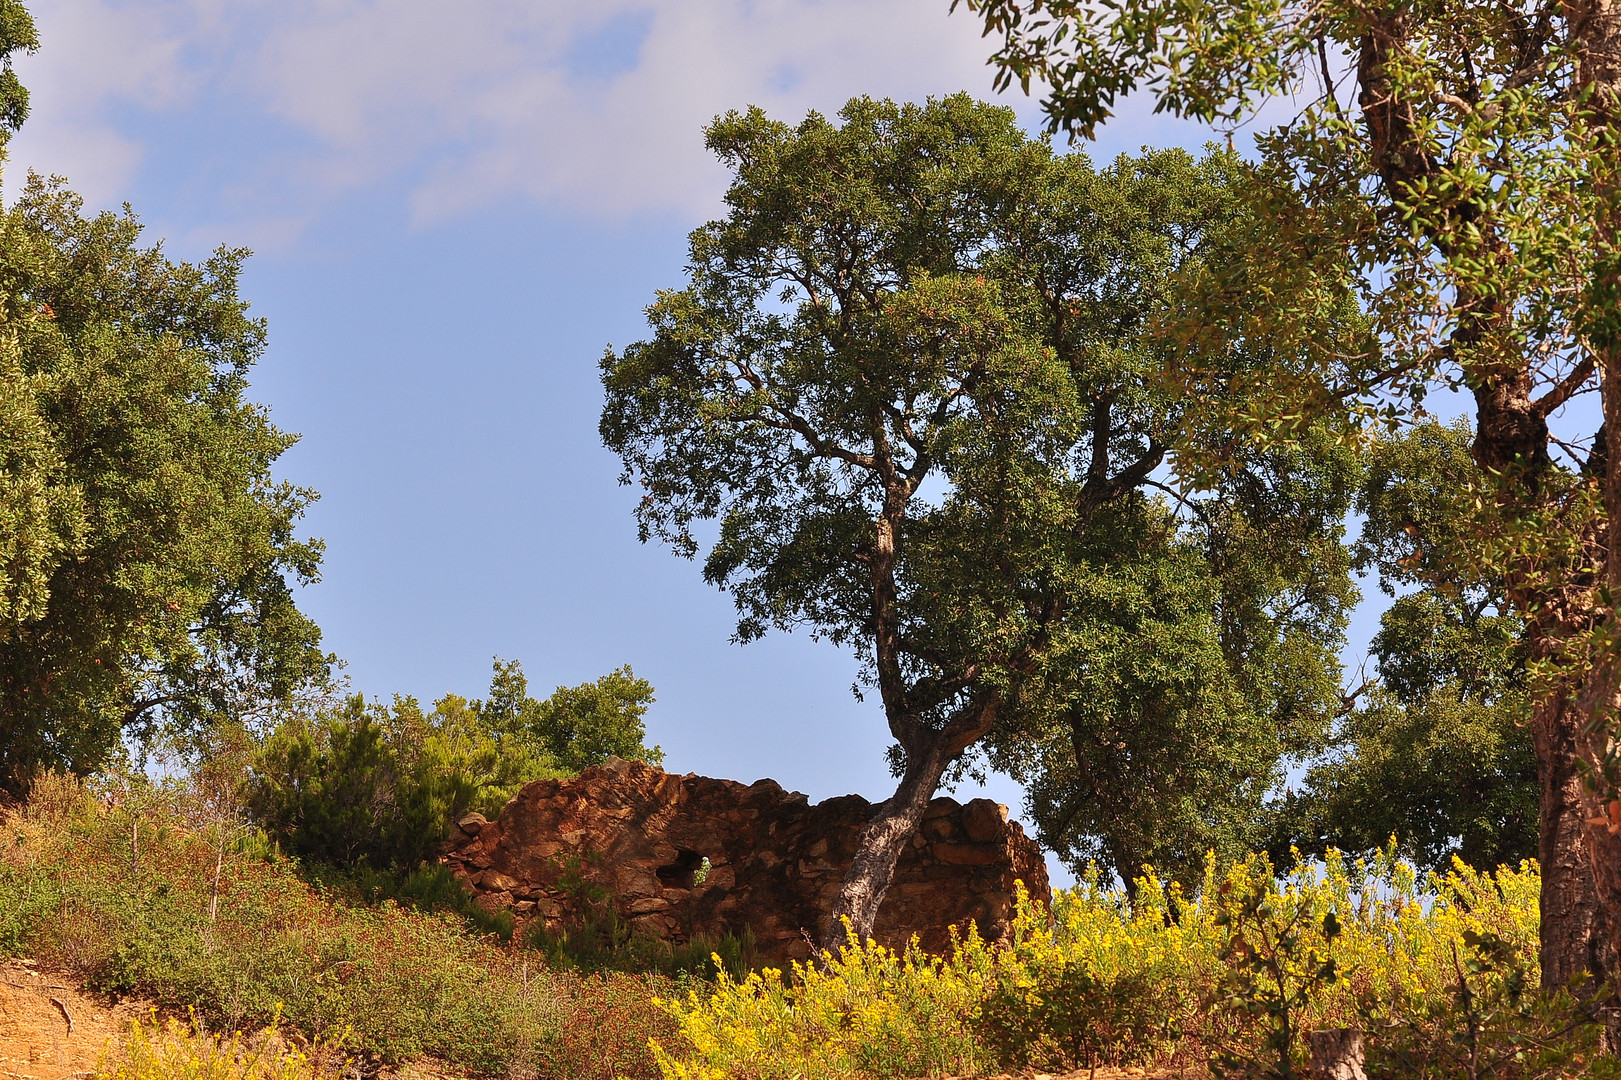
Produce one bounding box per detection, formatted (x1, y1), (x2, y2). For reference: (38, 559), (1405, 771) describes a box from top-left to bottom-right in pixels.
(819, 731), (958, 955)
(1573, 0), (1621, 1007)
(1534, 689), (1613, 989)
(1308, 1029), (1366, 1080)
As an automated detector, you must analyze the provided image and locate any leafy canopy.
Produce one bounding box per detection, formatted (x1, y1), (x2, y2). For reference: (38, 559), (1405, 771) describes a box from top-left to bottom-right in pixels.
(0, 0), (35, 145)
(602, 94), (1358, 887)
(1278, 422), (1537, 874)
(603, 95), (1090, 753)
(958, 0), (1606, 574)
(0, 177), (330, 793)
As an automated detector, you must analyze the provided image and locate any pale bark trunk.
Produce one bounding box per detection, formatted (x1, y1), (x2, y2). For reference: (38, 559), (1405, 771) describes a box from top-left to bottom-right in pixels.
(819, 733), (956, 954)
(1308, 1029), (1366, 1080)
(818, 688), (999, 957)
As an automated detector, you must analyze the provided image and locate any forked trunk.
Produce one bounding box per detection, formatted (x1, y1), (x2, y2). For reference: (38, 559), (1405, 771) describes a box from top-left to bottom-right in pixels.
(819, 733), (956, 955)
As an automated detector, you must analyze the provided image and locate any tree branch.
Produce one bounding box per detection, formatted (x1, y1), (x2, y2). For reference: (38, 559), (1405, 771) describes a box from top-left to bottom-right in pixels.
(1533, 356), (1597, 417)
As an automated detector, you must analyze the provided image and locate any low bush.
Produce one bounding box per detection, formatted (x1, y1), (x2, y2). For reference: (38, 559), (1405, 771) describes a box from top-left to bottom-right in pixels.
(525, 853), (758, 980)
(654, 930), (993, 1080)
(0, 773), (682, 1078)
(654, 848), (1615, 1080)
(541, 972), (685, 1080)
(308, 860), (517, 941)
(247, 658), (663, 876)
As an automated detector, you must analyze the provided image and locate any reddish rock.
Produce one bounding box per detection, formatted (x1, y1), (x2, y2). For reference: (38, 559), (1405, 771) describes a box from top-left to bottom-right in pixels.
(442, 757), (1050, 964)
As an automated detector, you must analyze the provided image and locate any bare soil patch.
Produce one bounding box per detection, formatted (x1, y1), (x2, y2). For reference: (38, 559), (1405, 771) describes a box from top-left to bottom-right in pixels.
(0, 961), (143, 1080)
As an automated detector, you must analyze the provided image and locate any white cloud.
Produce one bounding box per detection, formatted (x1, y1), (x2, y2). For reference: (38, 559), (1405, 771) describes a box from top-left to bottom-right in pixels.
(3, 0), (1196, 233)
(237, 0), (1023, 221)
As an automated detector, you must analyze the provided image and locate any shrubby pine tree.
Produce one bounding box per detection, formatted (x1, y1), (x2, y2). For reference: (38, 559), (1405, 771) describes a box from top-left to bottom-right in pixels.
(249, 658), (661, 870)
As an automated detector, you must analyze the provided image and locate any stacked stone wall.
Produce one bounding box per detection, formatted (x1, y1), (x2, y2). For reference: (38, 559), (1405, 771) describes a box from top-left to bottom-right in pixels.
(442, 757), (1050, 963)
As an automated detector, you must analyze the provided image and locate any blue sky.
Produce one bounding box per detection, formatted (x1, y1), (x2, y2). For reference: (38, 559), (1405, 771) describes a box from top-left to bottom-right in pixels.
(8, 0), (1373, 887)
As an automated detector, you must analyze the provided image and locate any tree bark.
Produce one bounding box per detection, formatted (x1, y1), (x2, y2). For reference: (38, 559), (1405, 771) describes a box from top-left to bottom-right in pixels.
(1534, 689), (1614, 989)
(1358, 3), (1621, 992)
(1570, 0), (1621, 1004)
(819, 732), (957, 955)
(819, 697), (999, 956)
(1309, 1029), (1366, 1080)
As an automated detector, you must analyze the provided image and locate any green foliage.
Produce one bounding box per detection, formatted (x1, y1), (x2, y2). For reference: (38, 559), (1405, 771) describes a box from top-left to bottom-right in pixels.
(249, 693), (550, 872)
(312, 861), (516, 941)
(958, 0), (1621, 832)
(653, 850), (1610, 1080)
(602, 95), (1090, 730)
(482, 658), (663, 773)
(0, 0), (37, 143)
(1276, 423), (1539, 874)
(3, 772), (685, 1080)
(247, 658), (659, 875)
(525, 853), (756, 981)
(0, 774), (565, 1074)
(1208, 863), (1343, 1080)
(1369, 931), (1621, 1080)
(603, 93), (1355, 892)
(1282, 685), (1538, 876)
(0, 174), (330, 794)
(994, 433), (1360, 887)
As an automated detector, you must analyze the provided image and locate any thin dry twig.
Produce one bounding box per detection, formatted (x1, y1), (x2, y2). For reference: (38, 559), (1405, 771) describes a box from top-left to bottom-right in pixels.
(49, 994), (74, 1034)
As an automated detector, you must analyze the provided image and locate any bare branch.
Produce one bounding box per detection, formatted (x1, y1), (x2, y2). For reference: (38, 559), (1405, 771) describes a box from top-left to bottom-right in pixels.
(1533, 356), (1597, 417)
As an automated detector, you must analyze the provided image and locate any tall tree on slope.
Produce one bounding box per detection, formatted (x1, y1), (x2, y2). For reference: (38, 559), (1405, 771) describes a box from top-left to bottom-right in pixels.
(0, 5), (331, 790)
(960, 0), (1621, 989)
(601, 95), (1358, 948)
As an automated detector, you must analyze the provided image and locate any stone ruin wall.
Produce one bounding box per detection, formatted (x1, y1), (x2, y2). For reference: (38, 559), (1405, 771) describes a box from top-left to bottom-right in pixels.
(442, 757), (1051, 964)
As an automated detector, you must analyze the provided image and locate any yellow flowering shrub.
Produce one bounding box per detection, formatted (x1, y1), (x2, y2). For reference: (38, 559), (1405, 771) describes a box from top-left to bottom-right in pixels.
(96, 1013), (343, 1080)
(653, 848), (1577, 1080)
(980, 871), (1211, 1070)
(651, 928), (996, 1080)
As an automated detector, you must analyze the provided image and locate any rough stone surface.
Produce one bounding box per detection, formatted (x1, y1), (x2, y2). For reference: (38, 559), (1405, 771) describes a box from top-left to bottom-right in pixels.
(442, 757), (1050, 963)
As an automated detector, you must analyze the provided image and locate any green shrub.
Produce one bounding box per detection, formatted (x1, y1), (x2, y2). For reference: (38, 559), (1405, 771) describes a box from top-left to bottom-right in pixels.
(1365, 929), (1621, 1080)
(1, 773), (563, 1074)
(482, 658), (665, 772)
(247, 658), (663, 875)
(524, 853), (757, 980)
(540, 973), (684, 1080)
(309, 860), (516, 941)
(247, 692), (562, 872)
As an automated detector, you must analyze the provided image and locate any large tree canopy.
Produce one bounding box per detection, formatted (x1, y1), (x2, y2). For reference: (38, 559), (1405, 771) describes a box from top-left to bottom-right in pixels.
(602, 94), (1356, 942)
(960, 0), (1621, 988)
(0, 175), (330, 793)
